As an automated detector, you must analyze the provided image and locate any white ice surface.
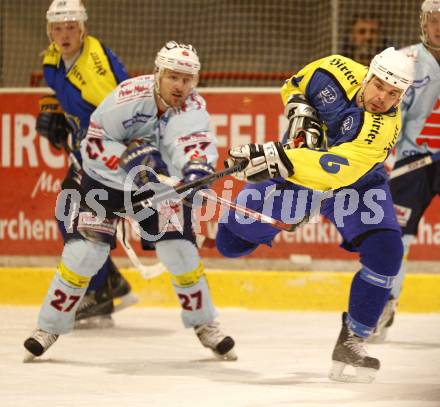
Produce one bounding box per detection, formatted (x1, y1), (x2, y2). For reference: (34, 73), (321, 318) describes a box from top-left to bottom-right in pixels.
(0, 307), (439, 407)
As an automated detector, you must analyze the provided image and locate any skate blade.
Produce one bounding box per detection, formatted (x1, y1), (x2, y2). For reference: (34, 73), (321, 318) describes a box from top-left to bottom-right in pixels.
(113, 292), (139, 313)
(213, 348), (238, 361)
(328, 361), (377, 383)
(74, 315), (115, 330)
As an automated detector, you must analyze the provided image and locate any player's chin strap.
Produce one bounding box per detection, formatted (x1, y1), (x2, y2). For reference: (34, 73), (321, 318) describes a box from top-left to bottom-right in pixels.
(155, 90), (171, 111)
(154, 70), (172, 111)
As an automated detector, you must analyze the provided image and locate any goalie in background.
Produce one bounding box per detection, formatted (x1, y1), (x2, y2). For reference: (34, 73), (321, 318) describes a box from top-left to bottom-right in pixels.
(24, 40), (237, 362)
(370, 0), (440, 343)
(35, 0), (135, 329)
(217, 47), (414, 383)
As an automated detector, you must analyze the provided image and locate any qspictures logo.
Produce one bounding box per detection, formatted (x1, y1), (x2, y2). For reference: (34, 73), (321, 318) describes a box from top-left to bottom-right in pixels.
(54, 165), (388, 243)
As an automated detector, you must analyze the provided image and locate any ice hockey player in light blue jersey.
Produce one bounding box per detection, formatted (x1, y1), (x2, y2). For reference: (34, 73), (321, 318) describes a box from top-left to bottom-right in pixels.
(82, 75), (214, 188)
(23, 41), (237, 362)
(371, 0), (440, 342)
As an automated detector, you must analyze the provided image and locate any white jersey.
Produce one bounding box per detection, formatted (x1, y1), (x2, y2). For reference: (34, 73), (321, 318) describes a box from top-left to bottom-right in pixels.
(80, 74), (218, 190)
(396, 43), (440, 162)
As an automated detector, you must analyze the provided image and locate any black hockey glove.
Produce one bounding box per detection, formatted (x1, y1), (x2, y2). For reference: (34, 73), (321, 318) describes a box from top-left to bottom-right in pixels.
(284, 94), (325, 149)
(120, 139), (169, 187)
(225, 141), (294, 183)
(36, 95), (71, 150)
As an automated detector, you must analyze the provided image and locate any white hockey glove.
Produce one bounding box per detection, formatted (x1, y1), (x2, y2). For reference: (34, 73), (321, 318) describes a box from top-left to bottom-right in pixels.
(225, 141), (294, 183)
(284, 94), (325, 149)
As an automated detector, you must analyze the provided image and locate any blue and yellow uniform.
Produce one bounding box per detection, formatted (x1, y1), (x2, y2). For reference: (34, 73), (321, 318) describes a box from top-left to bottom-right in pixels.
(217, 55), (405, 337)
(281, 55), (400, 191)
(43, 35), (128, 149)
(43, 35), (128, 294)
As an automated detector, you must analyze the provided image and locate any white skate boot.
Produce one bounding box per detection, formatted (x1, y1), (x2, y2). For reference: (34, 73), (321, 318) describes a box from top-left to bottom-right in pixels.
(194, 321), (237, 361)
(329, 313), (380, 383)
(23, 329), (59, 362)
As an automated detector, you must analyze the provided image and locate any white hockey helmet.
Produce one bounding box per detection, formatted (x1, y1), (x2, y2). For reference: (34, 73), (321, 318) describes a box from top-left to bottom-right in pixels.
(365, 47), (415, 100)
(155, 41), (201, 76)
(420, 0), (440, 50)
(46, 0), (88, 40)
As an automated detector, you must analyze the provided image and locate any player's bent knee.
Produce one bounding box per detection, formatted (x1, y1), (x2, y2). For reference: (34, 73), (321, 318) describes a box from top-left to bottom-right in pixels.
(216, 223), (258, 258)
(61, 238), (111, 278)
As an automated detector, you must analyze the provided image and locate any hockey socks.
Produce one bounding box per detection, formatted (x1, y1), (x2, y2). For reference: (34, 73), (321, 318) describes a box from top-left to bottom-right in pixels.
(348, 230), (403, 336)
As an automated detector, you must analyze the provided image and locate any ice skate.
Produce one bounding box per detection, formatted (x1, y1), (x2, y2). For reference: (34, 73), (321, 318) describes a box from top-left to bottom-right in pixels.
(368, 297), (397, 344)
(23, 329), (59, 362)
(108, 263), (138, 313)
(74, 287), (115, 329)
(329, 313), (380, 383)
(195, 321), (237, 361)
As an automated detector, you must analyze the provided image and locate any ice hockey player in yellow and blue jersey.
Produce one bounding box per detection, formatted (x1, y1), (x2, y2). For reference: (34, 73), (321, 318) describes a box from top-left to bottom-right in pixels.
(35, 0), (132, 328)
(217, 47), (415, 383)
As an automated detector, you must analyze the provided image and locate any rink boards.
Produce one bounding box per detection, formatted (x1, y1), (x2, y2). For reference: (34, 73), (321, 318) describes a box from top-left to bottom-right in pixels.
(1, 267), (439, 312)
(1, 88), (440, 262)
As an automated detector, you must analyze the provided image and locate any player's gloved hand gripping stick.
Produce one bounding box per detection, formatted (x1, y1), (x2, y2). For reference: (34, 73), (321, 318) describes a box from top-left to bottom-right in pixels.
(130, 158), (250, 211)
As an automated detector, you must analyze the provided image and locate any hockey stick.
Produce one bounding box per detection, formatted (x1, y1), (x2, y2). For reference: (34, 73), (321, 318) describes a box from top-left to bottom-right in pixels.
(389, 151), (440, 180)
(200, 151), (440, 232)
(116, 220), (167, 279)
(131, 159), (249, 211)
(65, 146), (166, 279)
(197, 190), (304, 232)
(187, 152), (440, 253)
